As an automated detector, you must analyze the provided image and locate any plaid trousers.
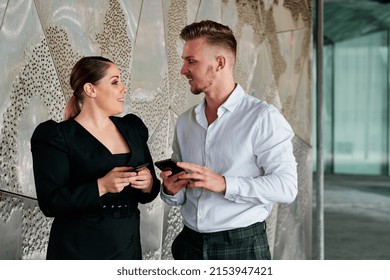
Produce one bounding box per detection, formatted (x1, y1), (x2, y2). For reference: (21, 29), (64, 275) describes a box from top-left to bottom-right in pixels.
(171, 222), (271, 260)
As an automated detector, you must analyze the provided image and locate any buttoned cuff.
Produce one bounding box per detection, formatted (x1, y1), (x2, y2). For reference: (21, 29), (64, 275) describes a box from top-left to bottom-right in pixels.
(160, 184), (180, 206)
(224, 176), (239, 201)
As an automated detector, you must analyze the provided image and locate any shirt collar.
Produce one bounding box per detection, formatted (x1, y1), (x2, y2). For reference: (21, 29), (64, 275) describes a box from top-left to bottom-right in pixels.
(195, 83), (245, 116)
(220, 83), (244, 112)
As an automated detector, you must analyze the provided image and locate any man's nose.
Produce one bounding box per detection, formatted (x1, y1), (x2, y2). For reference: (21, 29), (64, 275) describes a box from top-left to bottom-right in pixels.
(180, 64), (187, 75)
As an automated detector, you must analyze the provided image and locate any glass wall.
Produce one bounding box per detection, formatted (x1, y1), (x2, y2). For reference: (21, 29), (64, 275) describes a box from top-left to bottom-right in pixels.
(313, 30), (389, 176)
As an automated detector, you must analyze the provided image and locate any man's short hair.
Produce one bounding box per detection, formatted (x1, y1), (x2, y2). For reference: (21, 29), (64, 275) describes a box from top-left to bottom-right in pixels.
(180, 20), (237, 59)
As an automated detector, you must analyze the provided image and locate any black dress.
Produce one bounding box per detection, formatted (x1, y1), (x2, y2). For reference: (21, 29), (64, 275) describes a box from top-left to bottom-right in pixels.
(30, 114), (160, 260)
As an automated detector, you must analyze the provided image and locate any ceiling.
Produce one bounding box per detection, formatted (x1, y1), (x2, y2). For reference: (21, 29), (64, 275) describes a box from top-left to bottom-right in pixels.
(319, 0), (390, 44)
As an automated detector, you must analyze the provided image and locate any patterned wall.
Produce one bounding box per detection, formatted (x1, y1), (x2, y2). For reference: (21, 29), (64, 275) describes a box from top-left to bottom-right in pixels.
(0, 0), (312, 259)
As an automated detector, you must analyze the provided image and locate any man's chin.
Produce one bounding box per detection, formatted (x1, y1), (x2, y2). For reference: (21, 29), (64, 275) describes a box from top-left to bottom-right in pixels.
(190, 87), (202, 95)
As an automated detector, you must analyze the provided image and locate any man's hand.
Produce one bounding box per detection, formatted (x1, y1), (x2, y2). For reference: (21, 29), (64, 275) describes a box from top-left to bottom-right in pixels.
(176, 162), (226, 193)
(159, 170), (189, 195)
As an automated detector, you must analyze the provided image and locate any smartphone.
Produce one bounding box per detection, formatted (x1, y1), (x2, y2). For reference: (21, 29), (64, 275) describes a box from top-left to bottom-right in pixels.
(154, 159), (186, 175)
(129, 163), (149, 172)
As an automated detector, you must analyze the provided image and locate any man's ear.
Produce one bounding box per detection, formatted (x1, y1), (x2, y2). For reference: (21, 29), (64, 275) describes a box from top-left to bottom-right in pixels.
(83, 83), (96, 98)
(216, 55), (226, 71)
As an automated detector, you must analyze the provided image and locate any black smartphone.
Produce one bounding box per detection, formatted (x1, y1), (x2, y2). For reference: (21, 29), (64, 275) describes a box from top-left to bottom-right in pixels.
(154, 159), (186, 175)
(129, 163), (149, 172)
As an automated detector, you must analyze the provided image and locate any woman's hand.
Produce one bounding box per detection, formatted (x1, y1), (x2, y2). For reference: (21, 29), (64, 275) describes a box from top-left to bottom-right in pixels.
(97, 166), (153, 196)
(129, 167), (153, 193)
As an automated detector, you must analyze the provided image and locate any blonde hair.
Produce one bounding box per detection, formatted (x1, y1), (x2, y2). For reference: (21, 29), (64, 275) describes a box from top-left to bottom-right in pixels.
(180, 20), (237, 59)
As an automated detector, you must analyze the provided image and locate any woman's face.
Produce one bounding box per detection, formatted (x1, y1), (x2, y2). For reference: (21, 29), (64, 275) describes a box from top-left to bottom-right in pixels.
(93, 63), (127, 116)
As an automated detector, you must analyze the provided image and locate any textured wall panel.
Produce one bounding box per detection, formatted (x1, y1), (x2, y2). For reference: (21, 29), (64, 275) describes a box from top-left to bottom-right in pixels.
(272, 0), (308, 33)
(22, 198), (51, 260)
(0, 194), (23, 259)
(130, 0), (169, 133)
(0, 0), (312, 260)
(0, 0), (6, 25)
(0, 0), (65, 199)
(249, 41), (283, 110)
(273, 136), (312, 259)
(164, 0), (191, 115)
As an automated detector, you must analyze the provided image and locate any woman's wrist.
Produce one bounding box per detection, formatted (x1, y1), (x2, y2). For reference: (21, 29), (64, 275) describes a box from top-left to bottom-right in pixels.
(97, 178), (107, 196)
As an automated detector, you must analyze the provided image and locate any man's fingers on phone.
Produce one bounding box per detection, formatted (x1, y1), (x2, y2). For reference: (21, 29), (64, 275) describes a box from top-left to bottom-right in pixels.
(160, 170), (173, 179)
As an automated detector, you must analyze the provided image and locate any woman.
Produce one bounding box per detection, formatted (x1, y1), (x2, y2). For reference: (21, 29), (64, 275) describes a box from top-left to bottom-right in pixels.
(31, 56), (160, 259)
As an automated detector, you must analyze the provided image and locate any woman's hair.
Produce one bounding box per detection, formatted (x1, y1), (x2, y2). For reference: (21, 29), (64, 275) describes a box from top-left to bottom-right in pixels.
(63, 56), (113, 120)
(180, 20), (237, 59)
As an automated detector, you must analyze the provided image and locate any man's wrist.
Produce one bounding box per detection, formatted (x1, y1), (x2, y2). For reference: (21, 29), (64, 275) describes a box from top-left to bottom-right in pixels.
(162, 184), (175, 195)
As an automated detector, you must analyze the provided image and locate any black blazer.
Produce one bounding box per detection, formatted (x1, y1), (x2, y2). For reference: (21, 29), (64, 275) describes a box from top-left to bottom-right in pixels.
(31, 114), (160, 259)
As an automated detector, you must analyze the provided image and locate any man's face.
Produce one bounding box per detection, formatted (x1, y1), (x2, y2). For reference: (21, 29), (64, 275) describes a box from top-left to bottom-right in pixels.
(180, 37), (218, 95)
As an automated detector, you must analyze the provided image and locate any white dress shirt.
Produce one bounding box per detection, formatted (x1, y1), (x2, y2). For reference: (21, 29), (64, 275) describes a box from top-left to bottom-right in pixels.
(161, 84), (298, 233)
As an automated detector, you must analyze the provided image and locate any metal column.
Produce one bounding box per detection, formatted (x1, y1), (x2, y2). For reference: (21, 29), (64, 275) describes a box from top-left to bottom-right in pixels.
(315, 0), (325, 260)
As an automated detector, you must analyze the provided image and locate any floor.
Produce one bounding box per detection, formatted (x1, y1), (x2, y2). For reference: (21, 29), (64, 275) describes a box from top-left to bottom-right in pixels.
(318, 175), (390, 260)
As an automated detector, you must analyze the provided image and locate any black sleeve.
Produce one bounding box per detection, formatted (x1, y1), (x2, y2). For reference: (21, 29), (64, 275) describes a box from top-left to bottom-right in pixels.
(123, 114), (160, 204)
(30, 120), (100, 217)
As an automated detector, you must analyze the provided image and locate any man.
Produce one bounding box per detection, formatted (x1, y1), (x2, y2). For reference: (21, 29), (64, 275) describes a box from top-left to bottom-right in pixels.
(160, 20), (298, 260)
